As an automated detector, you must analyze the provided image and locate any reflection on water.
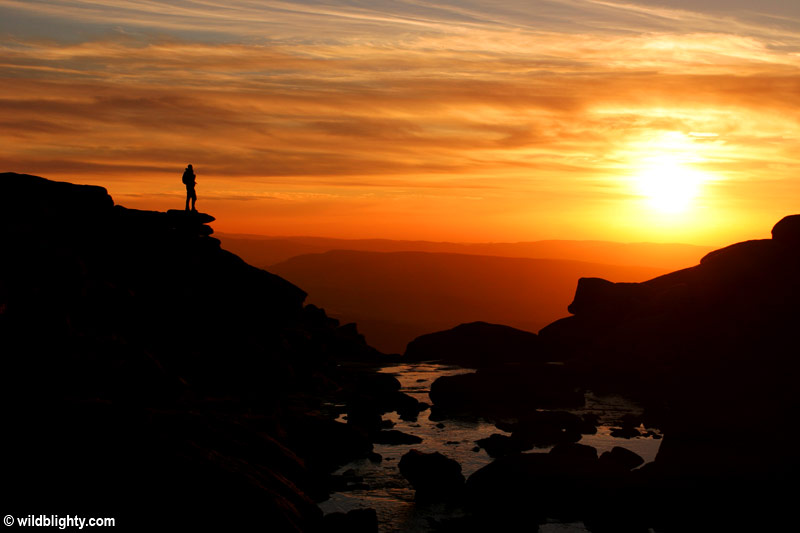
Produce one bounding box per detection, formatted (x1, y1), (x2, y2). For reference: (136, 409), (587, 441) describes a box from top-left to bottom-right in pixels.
(319, 363), (662, 532)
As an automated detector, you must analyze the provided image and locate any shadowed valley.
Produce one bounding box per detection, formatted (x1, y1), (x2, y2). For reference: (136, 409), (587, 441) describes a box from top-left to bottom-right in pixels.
(219, 235), (709, 353)
(267, 250), (667, 353)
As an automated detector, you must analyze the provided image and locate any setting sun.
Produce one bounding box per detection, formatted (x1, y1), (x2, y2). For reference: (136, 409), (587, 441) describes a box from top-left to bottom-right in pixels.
(2, 1), (800, 247)
(635, 156), (709, 214)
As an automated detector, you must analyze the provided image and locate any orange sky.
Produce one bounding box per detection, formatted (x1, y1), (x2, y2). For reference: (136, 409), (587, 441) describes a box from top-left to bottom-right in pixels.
(2, 1), (800, 245)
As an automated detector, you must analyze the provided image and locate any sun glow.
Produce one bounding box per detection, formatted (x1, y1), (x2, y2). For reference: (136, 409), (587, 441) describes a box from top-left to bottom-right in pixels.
(635, 156), (710, 214)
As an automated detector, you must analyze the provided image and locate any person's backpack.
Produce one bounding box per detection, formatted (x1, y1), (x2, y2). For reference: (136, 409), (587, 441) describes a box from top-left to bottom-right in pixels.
(182, 169), (194, 185)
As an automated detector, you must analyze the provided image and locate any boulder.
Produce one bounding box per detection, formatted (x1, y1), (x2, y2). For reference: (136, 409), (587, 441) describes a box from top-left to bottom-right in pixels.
(429, 366), (584, 418)
(567, 277), (646, 316)
(398, 450), (465, 501)
(341, 372), (426, 421)
(599, 447), (644, 471)
(429, 372), (483, 413)
(466, 450), (651, 528)
(285, 417), (373, 472)
(771, 214), (800, 244)
(395, 393), (427, 421)
(404, 321), (543, 367)
(497, 410), (585, 448)
(610, 427), (641, 439)
(345, 405), (383, 431)
(475, 433), (527, 458)
(549, 442), (598, 461)
(465, 453), (580, 525)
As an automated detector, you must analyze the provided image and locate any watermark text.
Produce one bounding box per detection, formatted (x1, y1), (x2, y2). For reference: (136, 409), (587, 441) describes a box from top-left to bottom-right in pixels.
(4, 515), (115, 529)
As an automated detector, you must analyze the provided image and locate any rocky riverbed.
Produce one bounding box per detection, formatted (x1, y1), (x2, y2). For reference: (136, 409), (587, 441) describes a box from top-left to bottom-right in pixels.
(319, 363), (662, 532)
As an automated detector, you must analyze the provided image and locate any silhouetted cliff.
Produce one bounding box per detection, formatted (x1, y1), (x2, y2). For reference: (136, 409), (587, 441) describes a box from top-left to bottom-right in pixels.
(0, 173), (387, 531)
(400, 217), (800, 529)
(538, 215), (800, 528)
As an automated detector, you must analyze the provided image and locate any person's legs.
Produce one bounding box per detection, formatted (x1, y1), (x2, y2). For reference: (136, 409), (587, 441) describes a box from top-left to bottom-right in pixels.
(186, 186), (196, 211)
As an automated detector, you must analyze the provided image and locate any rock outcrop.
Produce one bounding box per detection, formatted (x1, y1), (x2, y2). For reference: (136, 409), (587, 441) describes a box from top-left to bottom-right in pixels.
(536, 214), (800, 529)
(429, 365), (584, 419)
(435, 214), (800, 529)
(770, 213), (800, 243)
(0, 173), (386, 530)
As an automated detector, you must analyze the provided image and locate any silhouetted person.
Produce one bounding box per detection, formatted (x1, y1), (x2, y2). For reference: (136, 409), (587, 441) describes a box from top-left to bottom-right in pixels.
(182, 164), (196, 211)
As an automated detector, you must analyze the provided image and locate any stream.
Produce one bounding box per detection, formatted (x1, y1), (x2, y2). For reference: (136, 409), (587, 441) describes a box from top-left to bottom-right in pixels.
(319, 363), (663, 532)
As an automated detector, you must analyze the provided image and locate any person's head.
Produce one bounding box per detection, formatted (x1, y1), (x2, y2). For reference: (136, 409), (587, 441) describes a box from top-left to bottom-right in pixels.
(187, 164), (193, 169)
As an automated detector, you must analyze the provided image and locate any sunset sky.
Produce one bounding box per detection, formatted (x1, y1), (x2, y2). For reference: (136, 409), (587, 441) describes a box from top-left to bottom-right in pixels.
(2, 1), (800, 245)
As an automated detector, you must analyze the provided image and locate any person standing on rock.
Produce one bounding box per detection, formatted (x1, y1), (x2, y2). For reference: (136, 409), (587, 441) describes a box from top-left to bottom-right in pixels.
(182, 164), (197, 212)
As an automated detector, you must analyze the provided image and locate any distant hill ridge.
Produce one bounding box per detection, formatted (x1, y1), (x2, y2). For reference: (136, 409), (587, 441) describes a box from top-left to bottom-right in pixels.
(217, 233), (713, 271)
(268, 248), (668, 353)
(221, 233), (711, 354)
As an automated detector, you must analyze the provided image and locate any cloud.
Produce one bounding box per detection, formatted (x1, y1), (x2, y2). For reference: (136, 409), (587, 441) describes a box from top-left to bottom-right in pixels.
(1, 1), (800, 242)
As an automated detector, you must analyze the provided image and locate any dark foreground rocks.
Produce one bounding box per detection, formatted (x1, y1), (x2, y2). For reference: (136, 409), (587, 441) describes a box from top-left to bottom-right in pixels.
(8, 173), (800, 530)
(0, 173), (392, 530)
(465, 446), (648, 531)
(412, 443), (649, 531)
(323, 508), (378, 533)
(398, 450), (465, 502)
(474, 411), (599, 458)
(429, 364), (584, 419)
(341, 371), (428, 434)
(475, 434), (525, 458)
(533, 214), (800, 529)
(408, 213), (800, 529)
(599, 446), (644, 471)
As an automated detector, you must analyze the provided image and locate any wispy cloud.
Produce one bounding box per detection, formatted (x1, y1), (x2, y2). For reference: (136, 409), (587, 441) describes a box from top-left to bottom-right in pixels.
(1, 1), (799, 242)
